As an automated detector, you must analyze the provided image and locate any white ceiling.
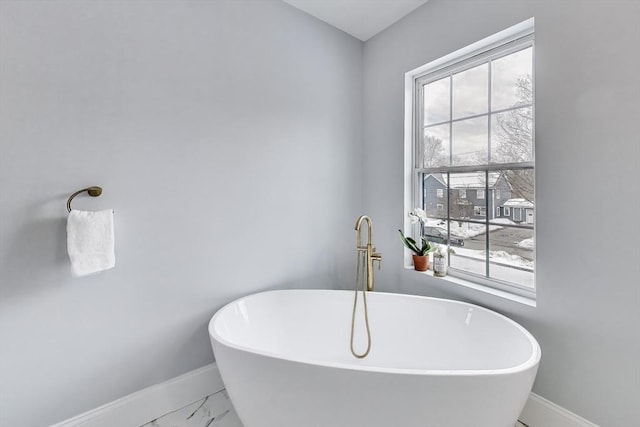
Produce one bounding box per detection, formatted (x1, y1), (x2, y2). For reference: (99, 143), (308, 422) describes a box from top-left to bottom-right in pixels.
(282, 0), (429, 41)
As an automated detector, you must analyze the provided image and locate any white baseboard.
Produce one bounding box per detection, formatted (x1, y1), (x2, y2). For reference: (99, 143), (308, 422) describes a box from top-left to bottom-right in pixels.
(51, 363), (598, 427)
(520, 392), (599, 427)
(50, 364), (223, 427)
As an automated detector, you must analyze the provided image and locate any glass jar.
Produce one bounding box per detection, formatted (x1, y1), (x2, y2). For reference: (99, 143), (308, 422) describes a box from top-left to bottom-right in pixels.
(433, 248), (447, 277)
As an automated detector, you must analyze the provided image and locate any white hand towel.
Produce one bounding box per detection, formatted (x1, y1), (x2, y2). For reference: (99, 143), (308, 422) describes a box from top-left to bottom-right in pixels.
(67, 209), (115, 277)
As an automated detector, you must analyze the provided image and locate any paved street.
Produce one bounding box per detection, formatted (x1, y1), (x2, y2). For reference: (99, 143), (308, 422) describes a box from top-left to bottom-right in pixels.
(462, 226), (534, 260)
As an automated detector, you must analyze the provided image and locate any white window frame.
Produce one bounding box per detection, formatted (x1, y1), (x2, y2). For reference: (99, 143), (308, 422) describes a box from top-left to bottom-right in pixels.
(436, 188), (444, 198)
(404, 18), (536, 304)
(496, 189), (501, 199)
(477, 189), (485, 199)
(504, 206), (511, 217)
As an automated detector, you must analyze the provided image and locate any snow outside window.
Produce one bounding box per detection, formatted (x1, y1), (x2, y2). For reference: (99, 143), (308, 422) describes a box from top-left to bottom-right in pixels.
(410, 20), (535, 298)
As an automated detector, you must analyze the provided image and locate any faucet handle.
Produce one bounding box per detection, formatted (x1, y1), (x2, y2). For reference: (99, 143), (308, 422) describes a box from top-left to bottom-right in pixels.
(372, 252), (382, 270)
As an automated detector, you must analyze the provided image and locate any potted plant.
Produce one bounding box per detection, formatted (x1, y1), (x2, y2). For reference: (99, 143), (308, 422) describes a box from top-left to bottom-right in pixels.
(398, 229), (436, 271)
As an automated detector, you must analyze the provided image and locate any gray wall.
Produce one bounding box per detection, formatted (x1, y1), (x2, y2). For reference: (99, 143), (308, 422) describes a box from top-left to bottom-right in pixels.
(0, 1), (363, 425)
(363, 1), (640, 426)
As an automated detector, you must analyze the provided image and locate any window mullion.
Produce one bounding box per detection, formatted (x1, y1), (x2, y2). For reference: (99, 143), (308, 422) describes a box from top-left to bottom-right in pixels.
(448, 75), (453, 166)
(446, 171), (451, 267)
(416, 84), (424, 168)
(416, 161), (534, 175)
(485, 170), (490, 277)
(488, 57), (493, 164)
(486, 55), (492, 278)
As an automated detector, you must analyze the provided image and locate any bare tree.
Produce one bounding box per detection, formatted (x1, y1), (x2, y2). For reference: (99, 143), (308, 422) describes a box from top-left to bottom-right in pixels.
(423, 134), (448, 167)
(448, 188), (472, 224)
(493, 75), (534, 202)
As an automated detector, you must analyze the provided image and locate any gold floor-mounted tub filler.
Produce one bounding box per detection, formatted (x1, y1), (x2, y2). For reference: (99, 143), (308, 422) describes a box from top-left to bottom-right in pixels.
(350, 215), (382, 359)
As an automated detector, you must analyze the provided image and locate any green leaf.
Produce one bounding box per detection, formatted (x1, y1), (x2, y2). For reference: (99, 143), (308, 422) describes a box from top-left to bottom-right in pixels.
(421, 236), (436, 255)
(398, 229), (420, 254)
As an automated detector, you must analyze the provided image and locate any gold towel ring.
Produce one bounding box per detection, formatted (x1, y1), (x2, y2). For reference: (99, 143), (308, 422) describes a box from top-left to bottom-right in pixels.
(67, 186), (102, 212)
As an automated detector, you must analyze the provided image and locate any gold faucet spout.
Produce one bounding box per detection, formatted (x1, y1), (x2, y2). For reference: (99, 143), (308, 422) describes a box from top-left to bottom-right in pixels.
(354, 215), (373, 248)
(354, 215), (382, 291)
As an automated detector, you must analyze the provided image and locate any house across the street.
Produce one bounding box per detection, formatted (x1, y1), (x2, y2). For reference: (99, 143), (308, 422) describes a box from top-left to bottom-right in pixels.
(423, 172), (533, 223)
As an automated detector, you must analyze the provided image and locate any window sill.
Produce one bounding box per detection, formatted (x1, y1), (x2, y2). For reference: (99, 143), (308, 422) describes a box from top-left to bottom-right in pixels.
(402, 266), (537, 307)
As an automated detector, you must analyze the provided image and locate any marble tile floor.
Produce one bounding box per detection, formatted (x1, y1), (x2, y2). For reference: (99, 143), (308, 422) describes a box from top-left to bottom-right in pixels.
(140, 389), (242, 427)
(142, 388), (529, 427)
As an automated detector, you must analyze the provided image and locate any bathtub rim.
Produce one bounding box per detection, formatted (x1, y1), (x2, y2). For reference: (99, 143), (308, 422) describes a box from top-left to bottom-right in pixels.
(209, 289), (541, 377)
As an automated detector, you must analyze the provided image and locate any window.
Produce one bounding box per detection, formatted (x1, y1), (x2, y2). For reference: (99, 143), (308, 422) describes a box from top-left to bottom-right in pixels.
(437, 188), (444, 198)
(405, 19), (535, 298)
(474, 206), (487, 217)
(437, 203), (444, 215)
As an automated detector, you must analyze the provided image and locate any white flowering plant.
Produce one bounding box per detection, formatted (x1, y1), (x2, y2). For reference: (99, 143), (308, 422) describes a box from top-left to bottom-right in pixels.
(398, 208), (435, 256)
(407, 207), (428, 225)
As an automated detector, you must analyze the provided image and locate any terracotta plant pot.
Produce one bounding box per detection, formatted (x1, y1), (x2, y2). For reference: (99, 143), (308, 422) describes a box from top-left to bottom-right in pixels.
(413, 255), (428, 271)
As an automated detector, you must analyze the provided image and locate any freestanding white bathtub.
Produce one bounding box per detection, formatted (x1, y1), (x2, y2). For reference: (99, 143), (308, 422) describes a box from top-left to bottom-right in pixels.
(209, 289), (540, 427)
